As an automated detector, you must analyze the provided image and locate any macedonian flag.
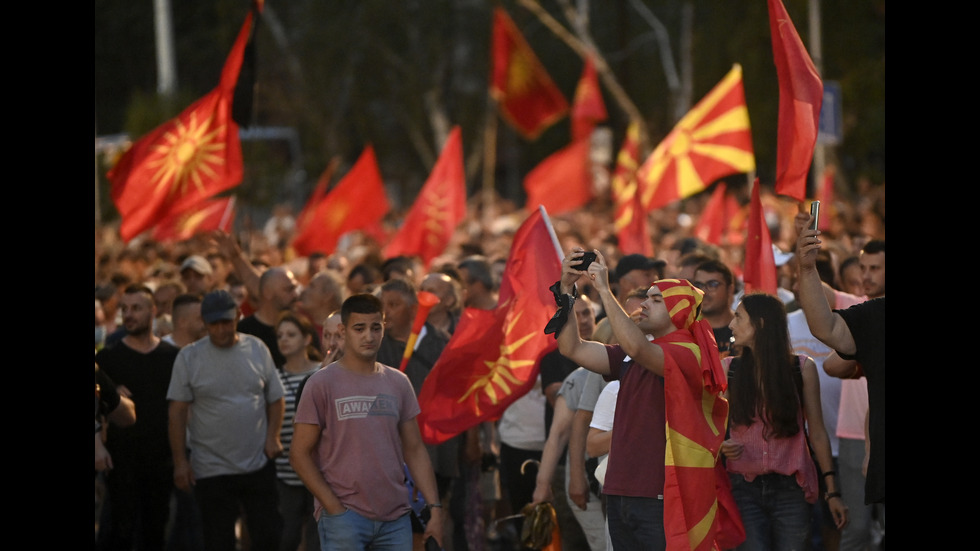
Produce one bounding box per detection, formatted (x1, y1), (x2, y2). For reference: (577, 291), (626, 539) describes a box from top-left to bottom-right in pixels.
(611, 121), (653, 256)
(383, 126), (466, 269)
(290, 145), (391, 257)
(108, 4), (260, 243)
(637, 64), (755, 212)
(151, 196), (236, 243)
(417, 207), (562, 445)
(490, 7), (568, 140)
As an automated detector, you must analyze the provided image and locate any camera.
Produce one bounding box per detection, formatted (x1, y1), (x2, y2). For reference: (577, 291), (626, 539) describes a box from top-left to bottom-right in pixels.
(572, 251), (597, 271)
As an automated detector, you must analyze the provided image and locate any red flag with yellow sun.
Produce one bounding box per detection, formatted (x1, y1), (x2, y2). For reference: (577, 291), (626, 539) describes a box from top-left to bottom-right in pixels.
(109, 5), (260, 243)
(417, 207), (563, 444)
(637, 64), (755, 212)
(383, 126), (466, 269)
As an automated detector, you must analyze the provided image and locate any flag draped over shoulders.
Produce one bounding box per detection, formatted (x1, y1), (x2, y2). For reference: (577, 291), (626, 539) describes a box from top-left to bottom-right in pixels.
(417, 208), (562, 445)
(108, 6), (259, 243)
(656, 280), (744, 550)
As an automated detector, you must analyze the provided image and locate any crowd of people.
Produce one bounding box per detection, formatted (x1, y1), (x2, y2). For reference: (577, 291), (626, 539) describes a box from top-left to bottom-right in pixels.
(94, 182), (884, 551)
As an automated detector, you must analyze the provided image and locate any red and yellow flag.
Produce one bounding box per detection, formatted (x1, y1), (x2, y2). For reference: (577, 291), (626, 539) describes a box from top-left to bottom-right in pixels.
(490, 7), (568, 140)
(637, 64), (755, 212)
(743, 179), (778, 295)
(108, 6), (260, 243)
(151, 196), (236, 243)
(768, 0), (823, 202)
(290, 145), (391, 257)
(523, 138), (593, 216)
(693, 182), (744, 247)
(571, 56), (607, 141)
(417, 207), (562, 445)
(611, 122), (653, 256)
(383, 127), (466, 269)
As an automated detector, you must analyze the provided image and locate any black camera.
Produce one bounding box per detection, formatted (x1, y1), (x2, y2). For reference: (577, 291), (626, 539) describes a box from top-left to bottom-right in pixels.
(572, 251), (597, 271)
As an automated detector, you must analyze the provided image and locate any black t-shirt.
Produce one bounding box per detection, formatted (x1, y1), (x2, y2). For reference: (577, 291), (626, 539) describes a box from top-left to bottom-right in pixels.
(539, 349), (578, 438)
(95, 340), (180, 463)
(713, 325), (734, 359)
(836, 296), (885, 504)
(237, 315), (284, 368)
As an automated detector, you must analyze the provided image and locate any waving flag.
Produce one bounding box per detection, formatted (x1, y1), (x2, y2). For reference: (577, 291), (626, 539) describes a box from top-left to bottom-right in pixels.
(109, 4), (261, 242)
(151, 196), (236, 243)
(611, 122), (653, 256)
(637, 64), (755, 212)
(571, 56), (607, 141)
(291, 146), (390, 256)
(693, 182), (744, 246)
(383, 127), (466, 268)
(417, 207), (562, 445)
(743, 180), (778, 295)
(295, 156), (341, 236)
(522, 139), (592, 215)
(490, 7), (568, 140)
(768, 0), (823, 202)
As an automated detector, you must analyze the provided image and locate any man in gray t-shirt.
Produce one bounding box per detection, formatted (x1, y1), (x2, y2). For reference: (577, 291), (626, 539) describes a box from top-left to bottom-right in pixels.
(168, 290), (286, 551)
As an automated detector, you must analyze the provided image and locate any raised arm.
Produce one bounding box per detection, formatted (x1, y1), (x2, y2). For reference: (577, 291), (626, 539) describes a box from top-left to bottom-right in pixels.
(556, 249), (612, 374)
(795, 212), (856, 354)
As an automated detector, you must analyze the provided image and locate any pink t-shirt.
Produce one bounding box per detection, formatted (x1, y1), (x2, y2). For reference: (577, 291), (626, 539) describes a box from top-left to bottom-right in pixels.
(294, 363), (420, 521)
(833, 291), (869, 440)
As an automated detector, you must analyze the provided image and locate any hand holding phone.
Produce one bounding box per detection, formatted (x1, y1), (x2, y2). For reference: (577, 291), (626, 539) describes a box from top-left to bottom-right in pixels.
(809, 201), (820, 231)
(572, 251), (597, 271)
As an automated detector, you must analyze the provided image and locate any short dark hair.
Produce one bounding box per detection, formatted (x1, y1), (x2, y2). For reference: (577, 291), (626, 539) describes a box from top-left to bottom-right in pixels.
(341, 293), (383, 324)
(839, 255), (860, 283)
(458, 255), (496, 290)
(124, 284), (155, 300)
(172, 293), (203, 310)
(380, 277), (418, 304)
(694, 259), (734, 287)
(862, 240), (885, 256)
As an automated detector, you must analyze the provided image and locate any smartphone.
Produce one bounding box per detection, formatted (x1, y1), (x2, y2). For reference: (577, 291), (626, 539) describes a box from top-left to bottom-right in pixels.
(572, 251), (597, 271)
(809, 201), (820, 231)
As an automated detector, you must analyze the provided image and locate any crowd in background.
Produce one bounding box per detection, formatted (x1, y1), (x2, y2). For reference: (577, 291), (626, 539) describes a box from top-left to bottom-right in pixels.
(94, 180), (884, 551)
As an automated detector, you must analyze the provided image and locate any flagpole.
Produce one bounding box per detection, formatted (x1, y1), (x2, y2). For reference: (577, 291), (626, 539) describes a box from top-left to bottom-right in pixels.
(538, 205), (564, 263)
(218, 196), (236, 232)
(482, 95), (498, 234)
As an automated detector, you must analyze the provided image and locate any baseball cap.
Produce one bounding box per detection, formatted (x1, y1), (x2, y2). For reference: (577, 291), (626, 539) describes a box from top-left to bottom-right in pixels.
(614, 254), (663, 281)
(180, 255), (213, 276)
(201, 290), (238, 324)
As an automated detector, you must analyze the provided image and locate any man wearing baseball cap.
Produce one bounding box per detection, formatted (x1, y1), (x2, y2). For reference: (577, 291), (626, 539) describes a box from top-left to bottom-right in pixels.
(167, 290), (286, 551)
(179, 255), (215, 296)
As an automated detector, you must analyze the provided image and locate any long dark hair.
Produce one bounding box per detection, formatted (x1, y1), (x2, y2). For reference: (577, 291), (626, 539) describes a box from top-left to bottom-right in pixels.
(728, 293), (802, 438)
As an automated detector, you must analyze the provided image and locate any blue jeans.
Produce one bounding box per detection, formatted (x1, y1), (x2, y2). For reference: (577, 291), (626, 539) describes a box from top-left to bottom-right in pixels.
(605, 495), (665, 551)
(317, 508), (412, 551)
(730, 472), (811, 551)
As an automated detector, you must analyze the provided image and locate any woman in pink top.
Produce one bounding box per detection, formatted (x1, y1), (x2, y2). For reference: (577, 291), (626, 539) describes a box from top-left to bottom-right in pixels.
(722, 293), (847, 550)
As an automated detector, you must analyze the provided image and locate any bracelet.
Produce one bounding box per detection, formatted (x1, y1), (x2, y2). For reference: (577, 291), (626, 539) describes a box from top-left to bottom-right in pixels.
(824, 491), (842, 502)
(425, 503), (443, 509)
(821, 470), (836, 479)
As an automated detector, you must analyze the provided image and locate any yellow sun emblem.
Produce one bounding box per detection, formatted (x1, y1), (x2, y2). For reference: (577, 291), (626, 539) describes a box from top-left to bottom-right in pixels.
(458, 309), (537, 415)
(148, 109), (227, 200)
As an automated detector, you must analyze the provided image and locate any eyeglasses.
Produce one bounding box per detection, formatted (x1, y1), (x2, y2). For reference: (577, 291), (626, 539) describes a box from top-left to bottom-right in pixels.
(693, 280), (724, 291)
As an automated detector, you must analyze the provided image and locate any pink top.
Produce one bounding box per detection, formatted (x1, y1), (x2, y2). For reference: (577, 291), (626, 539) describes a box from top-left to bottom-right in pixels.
(724, 355), (819, 503)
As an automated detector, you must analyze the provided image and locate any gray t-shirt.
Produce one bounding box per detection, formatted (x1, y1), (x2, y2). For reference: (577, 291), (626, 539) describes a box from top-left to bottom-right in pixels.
(558, 368), (607, 413)
(168, 333), (284, 479)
